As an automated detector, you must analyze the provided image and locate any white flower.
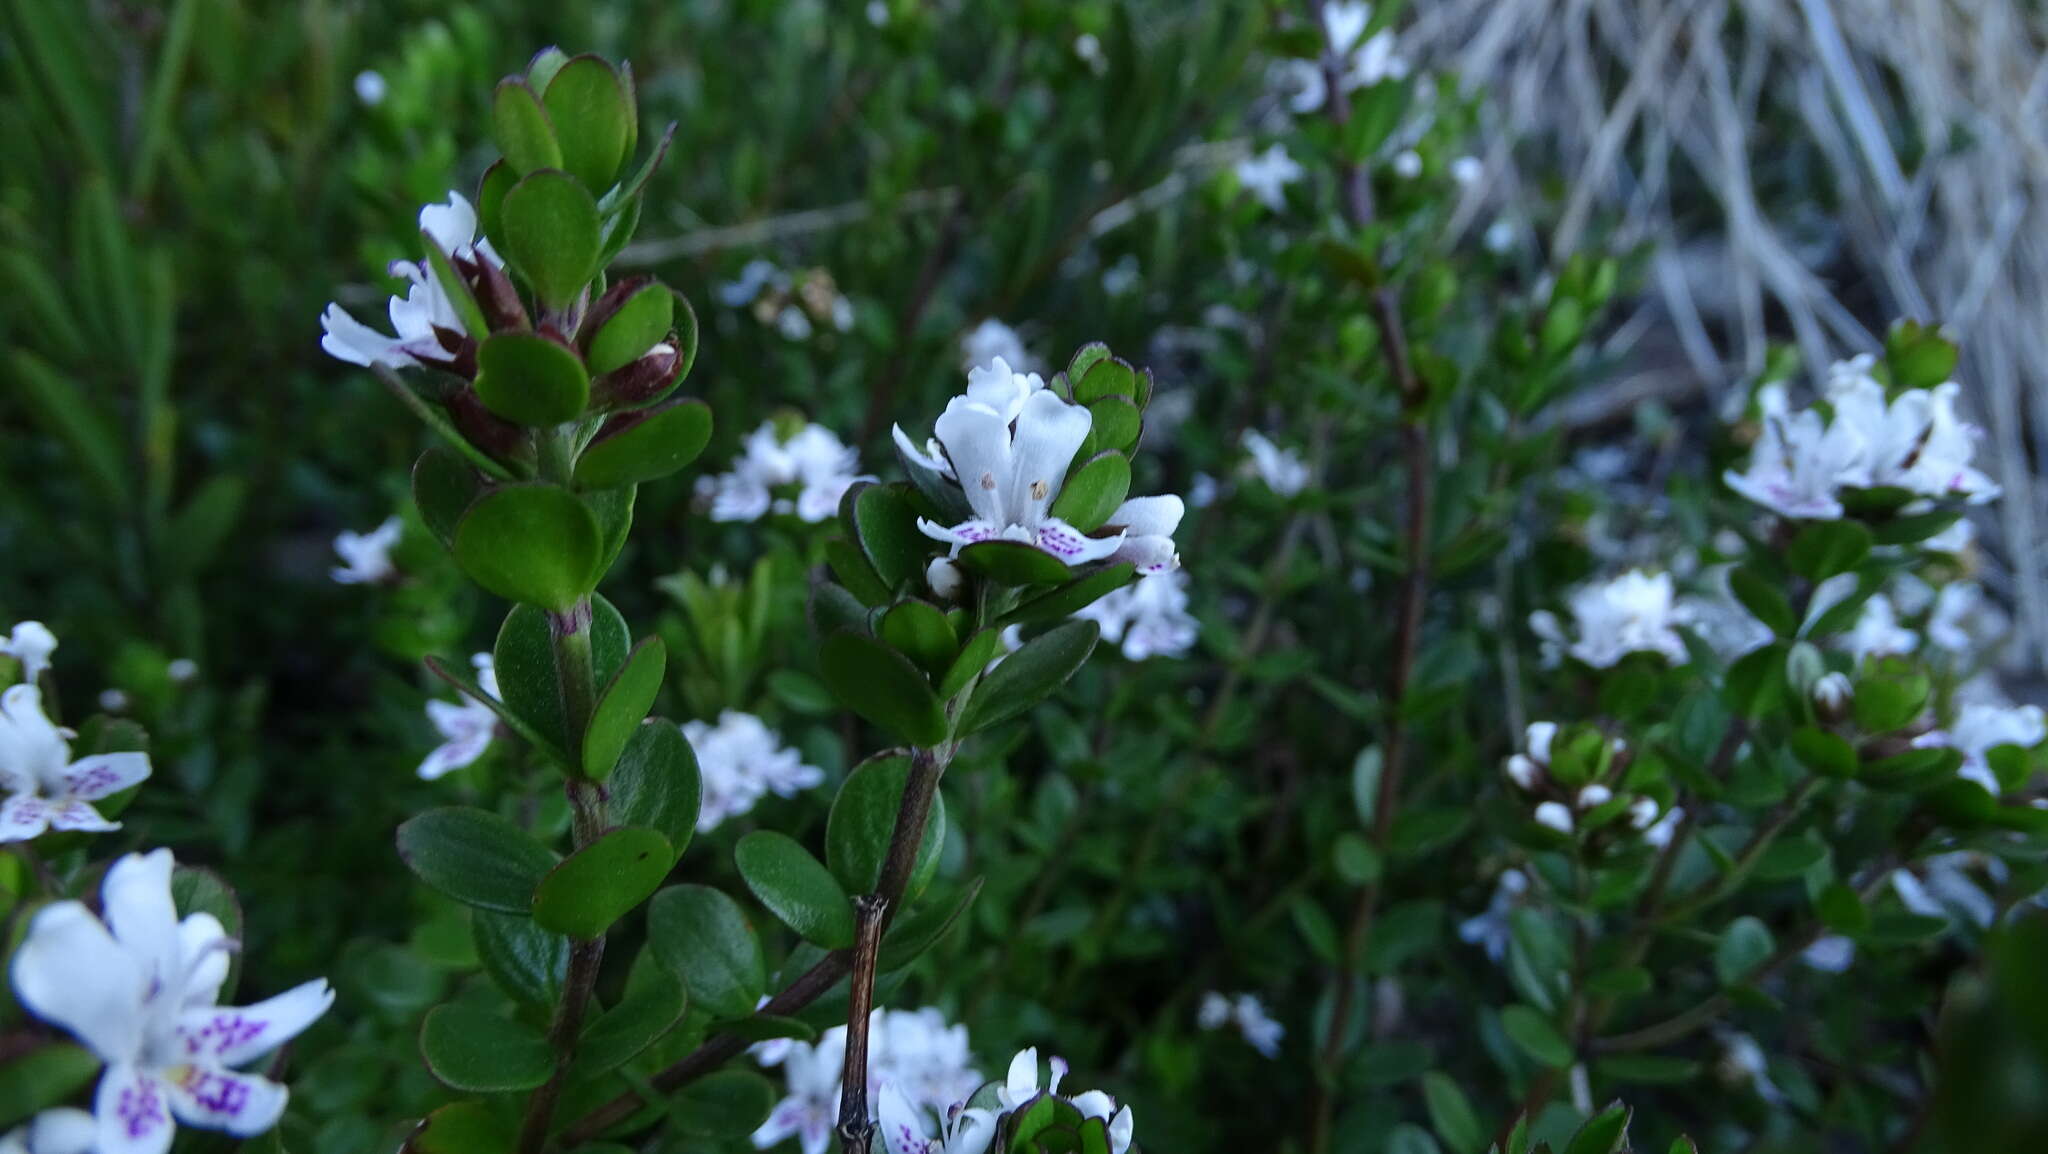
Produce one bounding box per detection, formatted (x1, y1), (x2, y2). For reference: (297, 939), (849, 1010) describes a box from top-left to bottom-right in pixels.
(960, 319), (1032, 374)
(1234, 144), (1303, 211)
(418, 654), (500, 781)
(1240, 430), (1309, 497)
(926, 557), (965, 601)
(994, 1050), (1133, 1153)
(1811, 671), (1853, 713)
(1576, 784), (1613, 809)
(1685, 566), (1776, 660)
(1392, 150), (1422, 178)
(1913, 701), (2046, 795)
(1503, 722), (1556, 791)
(719, 259), (788, 308)
(866, 0), (890, 26)
(1099, 256), (1140, 298)
(1279, 1), (1406, 114)
(1716, 1032), (1785, 1105)
(1528, 570), (1691, 669)
(698, 421), (873, 524)
(319, 192), (501, 369)
(1845, 594), (1917, 663)
(1923, 516), (1975, 555)
(914, 390), (1125, 565)
(10, 850), (333, 1151)
(1533, 800), (1574, 834)
(353, 70), (386, 106)
(1194, 992), (1284, 1058)
(0, 1110), (95, 1154)
(1483, 219), (1517, 253)
(1639, 804), (1684, 849)
(1073, 33), (1106, 73)
(1926, 580), (2004, 656)
(330, 517), (402, 585)
(878, 1083), (997, 1154)
(1188, 473), (1220, 509)
(1890, 852), (2000, 928)
(1723, 384), (1863, 520)
(98, 690), (129, 714)
(1076, 570), (1197, 660)
(0, 686), (151, 842)
(1457, 869), (1529, 962)
(685, 711), (826, 832)
(776, 306), (814, 341)
(166, 659), (199, 685)
(1449, 156), (1484, 187)
(1100, 496), (1184, 573)
(1802, 935), (1856, 972)
(759, 1008), (982, 1154)
(753, 1027), (843, 1154)
(1, 621), (57, 683)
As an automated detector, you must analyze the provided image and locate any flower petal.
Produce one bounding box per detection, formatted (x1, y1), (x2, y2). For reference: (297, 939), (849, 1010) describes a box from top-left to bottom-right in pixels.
(61, 752), (151, 802)
(93, 1063), (174, 1154)
(20, 1109), (96, 1154)
(877, 1082), (931, 1154)
(47, 800), (118, 833)
(934, 403), (1015, 527)
(1105, 495), (1184, 539)
(177, 914), (233, 1009)
(1034, 520), (1124, 566)
(11, 902), (146, 1060)
(317, 304), (409, 369)
(1005, 392), (1090, 525)
(175, 979), (334, 1068)
(102, 851), (181, 1006)
(0, 794), (52, 842)
(1000, 1047), (1038, 1109)
(160, 1064), (289, 1137)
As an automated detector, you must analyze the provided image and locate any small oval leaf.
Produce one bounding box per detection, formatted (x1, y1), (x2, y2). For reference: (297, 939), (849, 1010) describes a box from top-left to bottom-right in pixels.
(396, 808), (558, 914)
(734, 830), (856, 949)
(530, 826), (674, 940)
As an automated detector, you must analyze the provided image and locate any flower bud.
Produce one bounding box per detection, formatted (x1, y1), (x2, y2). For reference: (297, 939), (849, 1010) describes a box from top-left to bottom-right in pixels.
(465, 254), (531, 333)
(591, 342), (680, 408)
(1811, 671), (1853, 718)
(926, 557), (964, 602)
(1534, 801), (1574, 834)
(1627, 796), (1660, 829)
(1503, 753), (1542, 791)
(1576, 784), (1613, 810)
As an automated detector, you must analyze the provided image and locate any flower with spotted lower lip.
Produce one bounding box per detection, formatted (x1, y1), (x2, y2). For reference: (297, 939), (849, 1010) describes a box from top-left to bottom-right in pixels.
(0, 685), (151, 842)
(10, 850), (333, 1154)
(915, 388), (1126, 566)
(318, 191), (501, 370)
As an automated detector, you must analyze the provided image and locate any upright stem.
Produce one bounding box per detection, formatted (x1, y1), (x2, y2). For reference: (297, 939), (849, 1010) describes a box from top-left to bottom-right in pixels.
(836, 896), (891, 1154)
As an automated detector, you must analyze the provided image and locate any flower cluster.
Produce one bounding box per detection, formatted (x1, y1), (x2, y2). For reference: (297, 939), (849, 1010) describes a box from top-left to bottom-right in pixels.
(1196, 991), (1285, 1058)
(1724, 355), (2000, 520)
(1529, 570), (1691, 669)
(697, 419), (872, 524)
(717, 259), (856, 341)
(1272, 1), (1407, 115)
(1502, 721), (1680, 844)
(684, 710), (826, 832)
(1912, 700), (2047, 797)
(0, 624), (151, 842)
(1075, 569), (1198, 660)
(754, 1006), (981, 1154)
(878, 1049), (1135, 1154)
(9, 850), (333, 1150)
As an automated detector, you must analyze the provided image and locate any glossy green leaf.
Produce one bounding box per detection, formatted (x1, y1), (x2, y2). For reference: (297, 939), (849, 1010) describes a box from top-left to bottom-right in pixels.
(491, 599), (630, 757)
(396, 808), (557, 914)
(1072, 357), (1137, 403)
(646, 884), (767, 1018)
(541, 55), (631, 191)
(477, 161), (517, 248)
(1500, 1005), (1572, 1068)
(414, 446), (481, 548)
(669, 1068), (777, 1137)
(826, 538), (893, 606)
(1787, 520), (1873, 581)
(608, 720), (702, 856)
(491, 80), (561, 174)
(1046, 451), (1130, 533)
(957, 539), (1073, 586)
(531, 826), (673, 939)
(819, 630), (947, 745)
(575, 400), (712, 489)
(474, 332), (589, 426)
(403, 1101), (514, 1154)
(854, 484), (929, 588)
(1789, 727), (1857, 778)
(570, 968), (687, 1078)
(583, 637), (666, 779)
(1082, 397), (1141, 454)
(735, 831), (856, 949)
(1002, 564), (1137, 628)
(1715, 916), (1775, 985)
(1422, 1072), (1485, 1154)
(500, 170), (600, 309)
(1728, 565), (1796, 637)
(826, 753), (948, 900)
(453, 484), (601, 611)
(472, 910), (568, 1008)
(419, 1005), (551, 1092)
(1563, 1103), (1631, 1154)
(585, 281), (673, 376)
(939, 629), (1005, 699)
(957, 620), (1099, 736)
(879, 599), (959, 673)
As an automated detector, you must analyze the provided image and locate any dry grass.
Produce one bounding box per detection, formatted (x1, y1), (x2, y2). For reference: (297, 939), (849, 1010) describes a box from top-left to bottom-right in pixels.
(1407, 0), (2048, 669)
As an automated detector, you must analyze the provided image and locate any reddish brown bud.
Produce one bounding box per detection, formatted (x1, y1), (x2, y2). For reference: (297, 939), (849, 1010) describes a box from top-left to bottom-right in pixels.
(469, 258), (530, 333)
(591, 341), (680, 409)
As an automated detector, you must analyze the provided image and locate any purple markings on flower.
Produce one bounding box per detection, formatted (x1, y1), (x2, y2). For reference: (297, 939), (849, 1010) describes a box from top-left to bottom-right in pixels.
(119, 1078), (168, 1139)
(183, 1012), (267, 1058)
(177, 1067), (253, 1117)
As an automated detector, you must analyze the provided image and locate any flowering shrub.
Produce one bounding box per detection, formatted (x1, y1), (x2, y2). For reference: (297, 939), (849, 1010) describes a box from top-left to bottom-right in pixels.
(5, 5), (2048, 1154)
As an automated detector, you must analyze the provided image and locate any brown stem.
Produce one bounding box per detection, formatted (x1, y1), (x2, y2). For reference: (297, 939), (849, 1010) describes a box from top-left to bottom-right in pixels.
(518, 936), (606, 1153)
(562, 744), (954, 1142)
(836, 896), (891, 1153)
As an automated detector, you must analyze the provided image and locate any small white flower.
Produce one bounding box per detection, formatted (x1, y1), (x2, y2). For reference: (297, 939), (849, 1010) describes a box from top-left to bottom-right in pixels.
(1913, 702), (2045, 795)
(1890, 852), (2000, 928)
(1075, 570), (1198, 660)
(1279, 1), (1406, 114)
(1, 622), (57, 683)
(1802, 935), (1856, 972)
(1240, 430), (1309, 497)
(914, 391), (1126, 565)
(97, 690), (130, 714)
(719, 259), (788, 308)
(1073, 33), (1106, 73)
(418, 654), (500, 781)
(698, 421), (873, 524)
(1923, 516), (1976, 555)
(1626, 796), (1660, 830)
(1533, 800), (1574, 834)
(1234, 144), (1303, 212)
(759, 1008), (983, 1154)
(166, 659), (199, 685)
(11, 850), (333, 1150)
(686, 711), (826, 832)
(1392, 150), (1422, 178)
(0, 1110), (94, 1154)
(1483, 219), (1517, 254)
(319, 191), (502, 369)
(1576, 784), (1613, 810)
(1723, 384), (1862, 520)
(775, 306), (814, 341)
(1194, 992), (1284, 1058)
(353, 70), (387, 106)
(1845, 594), (1917, 663)
(960, 319), (1033, 375)
(0, 686), (151, 842)
(1188, 472), (1220, 509)
(878, 1083), (997, 1154)
(1449, 156), (1484, 187)
(1927, 581), (2004, 656)
(926, 557), (965, 602)
(1503, 721), (1557, 793)
(1529, 570), (1691, 669)
(752, 1026), (843, 1154)
(1457, 869), (1529, 962)
(1811, 671), (1853, 713)
(1716, 1032), (1785, 1105)
(1099, 255), (1140, 297)
(331, 517), (403, 585)
(1638, 804), (1684, 849)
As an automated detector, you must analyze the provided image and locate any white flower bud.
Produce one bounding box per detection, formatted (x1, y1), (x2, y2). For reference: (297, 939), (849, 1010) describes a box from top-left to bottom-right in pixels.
(167, 658), (199, 684)
(926, 557), (964, 602)
(1534, 800), (1574, 834)
(1811, 671), (1852, 714)
(1504, 753), (1543, 791)
(1627, 796), (1660, 829)
(1393, 150), (1423, 178)
(1524, 721), (1558, 764)
(1576, 784), (1613, 810)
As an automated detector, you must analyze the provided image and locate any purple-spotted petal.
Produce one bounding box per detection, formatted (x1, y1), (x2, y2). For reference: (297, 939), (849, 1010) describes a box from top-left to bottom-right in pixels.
(175, 979), (334, 1068)
(160, 1064), (288, 1137)
(62, 752), (151, 801)
(877, 1082), (933, 1154)
(0, 793), (51, 843)
(917, 518), (1000, 551)
(94, 1064), (174, 1154)
(1035, 520), (1124, 566)
(11, 902), (147, 1060)
(47, 800), (118, 833)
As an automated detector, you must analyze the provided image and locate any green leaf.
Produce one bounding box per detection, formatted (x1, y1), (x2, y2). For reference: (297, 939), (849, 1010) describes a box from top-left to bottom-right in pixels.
(472, 910), (567, 1008)
(956, 540), (1074, 586)
(1728, 565), (1796, 637)
(492, 599), (629, 757)
(531, 826), (674, 939)
(1047, 452), (1131, 533)
(718, 1014), (819, 1044)
(939, 629), (1005, 699)
(491, 79), (561, 174)
(474, 332), (590, 426)
(1582, 967), (1652, 998)
(414, 446), (482, 547)
(819, 630), (947, 746)
(1387, 1124), (1443, 1154)
(879, 600), (959, 673)
(541, 55), (631, 191)
(1065, 342), (1113, 388)
(1593, 1055), (1701, 1085)
(477, 160), (517, 248)
(827, 538), (892, 606)
(0, 1044), (99, 1129)
(646, 884), (767, 1018)
(585, 280), (673, 376)
(1787, 520), (1873, 581)
(957, 620), (1100, 736)
(879, 877), (982, 972)
(669, 1069), (777, 1137)
(1072, 357), (1137, 403)
(735, 831), (857, 949)
(571, 968), (687, 1079)
(10, 350), (126, 506)
(419, 1005), (552, 1092)
(1563, 1103), (1631, 1154)
(1500, 1005), (1573, 1068)
(583, 637), (666, 779)
(403, 1101), (514, 1154)
(453, 484), (602, 611)
(1853, 673), (1929, 733)
(1082, 397), (1142, 455)
(1789, 727), (1857, 779)
(164, 475), (247, 579)
(1715, 916), (1775, 985)
(854, 484), (930, 589)
(608, 720), (702, 855)
(1001, 564), (1137, 628)
(826, 753), (947, 900)
(576, 400), (713, 489)
(1422, 1071), (1486, 1154)
(396, 808), (557, 914)
(500, 170), (601, 310)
